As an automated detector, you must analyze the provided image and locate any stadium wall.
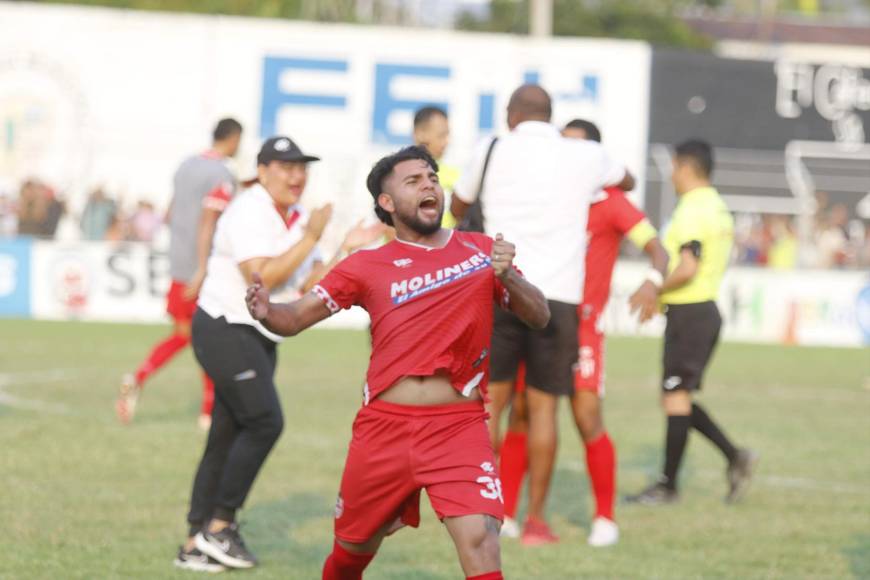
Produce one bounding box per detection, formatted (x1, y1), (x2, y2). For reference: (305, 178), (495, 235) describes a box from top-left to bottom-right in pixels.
(0, 1), (650, 230)
(1, 240), (867, 348)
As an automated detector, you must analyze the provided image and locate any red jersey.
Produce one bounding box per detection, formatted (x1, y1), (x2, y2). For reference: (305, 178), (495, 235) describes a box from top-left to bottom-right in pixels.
(583, 187), (648, 311)
(314, 231), (511, 404)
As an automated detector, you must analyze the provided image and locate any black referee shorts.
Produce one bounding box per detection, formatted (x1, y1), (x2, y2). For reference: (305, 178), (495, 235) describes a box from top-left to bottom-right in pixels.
(490, 300), (579, 396)
(662, 301), (722, 393)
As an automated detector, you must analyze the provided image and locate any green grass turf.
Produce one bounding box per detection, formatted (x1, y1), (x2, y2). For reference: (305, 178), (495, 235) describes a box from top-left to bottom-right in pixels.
(1, 319), (868, 579)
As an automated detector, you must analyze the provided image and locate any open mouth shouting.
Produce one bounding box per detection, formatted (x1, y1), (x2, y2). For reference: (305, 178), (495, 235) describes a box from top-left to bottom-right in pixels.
(418, 194), (441, 219)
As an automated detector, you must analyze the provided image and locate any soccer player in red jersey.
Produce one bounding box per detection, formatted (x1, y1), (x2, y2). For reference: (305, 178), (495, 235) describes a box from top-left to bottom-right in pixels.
(245, 146), (550, 579)
(497, 120), (668, 547)
(117, 119), (243, 429)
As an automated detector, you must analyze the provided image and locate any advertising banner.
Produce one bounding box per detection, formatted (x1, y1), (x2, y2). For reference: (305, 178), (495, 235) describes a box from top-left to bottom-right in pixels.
(607, 261), (869, 348)
(25, 241), (869, 347)
(0, 2), (650, 230)
(0, 238), (32, 317)
(30, 241), (169, 322)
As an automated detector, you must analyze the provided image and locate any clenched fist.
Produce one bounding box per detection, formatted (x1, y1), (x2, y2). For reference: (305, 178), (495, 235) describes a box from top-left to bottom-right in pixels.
(491, 233), (516, 280)
(246, 272), (271, 321)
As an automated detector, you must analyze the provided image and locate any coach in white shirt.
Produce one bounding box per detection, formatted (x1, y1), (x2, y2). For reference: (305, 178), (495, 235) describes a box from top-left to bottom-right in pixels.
(451, 84), (634, 542)
(177, 136), (380, 571)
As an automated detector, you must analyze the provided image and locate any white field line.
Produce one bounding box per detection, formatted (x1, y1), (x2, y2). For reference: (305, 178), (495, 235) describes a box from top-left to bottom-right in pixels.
(0, 369), (78, 415)
(560, 459), (870, 496)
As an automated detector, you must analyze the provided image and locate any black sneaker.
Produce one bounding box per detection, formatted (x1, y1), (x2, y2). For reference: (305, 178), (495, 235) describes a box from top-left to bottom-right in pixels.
(173, 546), (226, 573)
(625, 481), (679, 505)
(195, 523), (258, 569)
(726, 448), (759, 504)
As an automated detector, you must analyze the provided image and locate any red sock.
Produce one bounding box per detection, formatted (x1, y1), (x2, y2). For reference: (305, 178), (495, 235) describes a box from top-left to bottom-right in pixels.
(200, 373), (214, 416)
(499, 430), (528, 519)
(467, 572), (503, 580)
(585, 432), (616, 521)
(322, 540), (374, 580)
(134, 334), (189, 385)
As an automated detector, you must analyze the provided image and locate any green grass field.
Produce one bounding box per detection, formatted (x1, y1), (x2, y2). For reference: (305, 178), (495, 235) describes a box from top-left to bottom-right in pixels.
(1, 319), (868, 579)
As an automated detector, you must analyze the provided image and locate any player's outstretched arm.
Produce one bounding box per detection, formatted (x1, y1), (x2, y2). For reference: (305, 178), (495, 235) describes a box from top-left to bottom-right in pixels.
(246, 272), (331, 337)
(629, 236), (669, 323)
(491, 233), (550, 329)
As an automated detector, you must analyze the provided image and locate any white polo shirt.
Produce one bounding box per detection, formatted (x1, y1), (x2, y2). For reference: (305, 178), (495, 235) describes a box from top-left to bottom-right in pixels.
(454, 121), (626, 304)
(198, 184), (322, 342)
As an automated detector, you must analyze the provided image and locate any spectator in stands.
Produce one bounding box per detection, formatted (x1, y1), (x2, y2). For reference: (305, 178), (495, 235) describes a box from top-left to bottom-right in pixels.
(81, 187), (117, 240)
(815, 204), (850, 268)
(17, 179), (48, 236)
(42, 188), (65, 238)
(767, 216), (797, 270)
(130, 200), (162, 242)
(16, 179), (63, 238)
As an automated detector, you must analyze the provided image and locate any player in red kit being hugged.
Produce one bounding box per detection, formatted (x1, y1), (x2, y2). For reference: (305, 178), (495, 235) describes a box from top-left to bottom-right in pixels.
(498, 120), (668, 547)
(246, 146), (550, 579)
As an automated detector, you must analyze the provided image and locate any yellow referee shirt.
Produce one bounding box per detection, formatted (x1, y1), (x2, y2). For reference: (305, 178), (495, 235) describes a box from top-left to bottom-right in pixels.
(661, 186), (733, 305)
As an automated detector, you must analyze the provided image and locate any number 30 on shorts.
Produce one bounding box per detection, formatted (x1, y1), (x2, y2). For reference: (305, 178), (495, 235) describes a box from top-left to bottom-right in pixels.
(477, 462), (504, 503)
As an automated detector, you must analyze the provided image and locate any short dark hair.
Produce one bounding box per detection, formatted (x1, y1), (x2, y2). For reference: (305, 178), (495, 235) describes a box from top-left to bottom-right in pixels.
(213, 118), (243, 141)
(564, 119), (601, 142)
(674, 139), (714, 177)
(366, 146), (439, 226)
(413, 106), (447, 130)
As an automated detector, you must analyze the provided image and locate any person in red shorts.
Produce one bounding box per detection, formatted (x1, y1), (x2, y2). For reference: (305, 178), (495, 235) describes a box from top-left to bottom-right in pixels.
(497, 119), (668, 547)
(245, 145), (550, 579)
(116, 118), (243, 428)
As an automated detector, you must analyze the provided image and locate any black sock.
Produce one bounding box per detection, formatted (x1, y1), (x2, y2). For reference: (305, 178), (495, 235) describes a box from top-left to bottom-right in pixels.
(662, 415), (691, 490)
(691, 403), (738, 462)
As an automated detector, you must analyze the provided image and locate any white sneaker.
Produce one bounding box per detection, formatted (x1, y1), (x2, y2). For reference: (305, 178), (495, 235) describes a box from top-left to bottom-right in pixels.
(500, 516), (520, 538)
(587, 517), (619, 547)
(115, 373), (141, 425)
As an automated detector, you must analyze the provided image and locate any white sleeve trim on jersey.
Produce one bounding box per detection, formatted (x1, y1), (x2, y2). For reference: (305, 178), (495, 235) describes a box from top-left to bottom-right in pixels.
(312, 284), (340, 314)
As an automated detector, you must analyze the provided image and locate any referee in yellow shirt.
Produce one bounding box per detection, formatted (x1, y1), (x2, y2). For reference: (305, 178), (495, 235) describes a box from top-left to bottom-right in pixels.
(628, 140), (758, 505)
(412, 106), (460, 228)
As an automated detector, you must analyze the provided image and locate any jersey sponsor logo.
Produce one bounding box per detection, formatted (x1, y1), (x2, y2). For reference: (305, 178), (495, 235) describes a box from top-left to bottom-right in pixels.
(389, 251), (490, 305)
(392, 258), (413, 268)
(664, 376), (683, 390)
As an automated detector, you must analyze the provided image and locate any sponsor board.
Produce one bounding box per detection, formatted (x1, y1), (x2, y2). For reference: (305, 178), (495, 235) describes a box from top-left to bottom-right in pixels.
(30, 241), (169, 322)
(0, 238), (32, 317)
(22, 241), (869, 347)
(608, 261), (869, 347)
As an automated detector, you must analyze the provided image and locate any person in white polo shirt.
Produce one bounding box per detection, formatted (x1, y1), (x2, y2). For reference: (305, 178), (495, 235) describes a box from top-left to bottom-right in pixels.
(174, 136), (381, 572)
(451, 84), (635, 544)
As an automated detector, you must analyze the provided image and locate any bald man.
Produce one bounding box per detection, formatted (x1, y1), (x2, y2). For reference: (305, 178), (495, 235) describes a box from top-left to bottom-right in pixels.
(451, 84), (634, 544)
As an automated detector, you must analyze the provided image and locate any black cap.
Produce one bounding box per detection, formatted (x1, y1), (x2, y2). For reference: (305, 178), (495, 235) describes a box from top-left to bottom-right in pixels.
(256, 136), (320, 165)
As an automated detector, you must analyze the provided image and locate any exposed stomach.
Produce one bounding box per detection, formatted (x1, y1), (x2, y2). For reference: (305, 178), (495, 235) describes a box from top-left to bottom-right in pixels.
(376, 371), (483, 406)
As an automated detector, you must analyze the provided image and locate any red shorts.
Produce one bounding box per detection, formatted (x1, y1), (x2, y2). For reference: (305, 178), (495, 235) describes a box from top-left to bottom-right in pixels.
(575, 303), (605, 396)
(166, 280), (197, 321)
(333, 400), (503, 543)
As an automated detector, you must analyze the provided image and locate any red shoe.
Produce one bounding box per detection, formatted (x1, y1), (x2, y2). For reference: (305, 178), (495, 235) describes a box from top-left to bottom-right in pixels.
(521, 517), (559, 546)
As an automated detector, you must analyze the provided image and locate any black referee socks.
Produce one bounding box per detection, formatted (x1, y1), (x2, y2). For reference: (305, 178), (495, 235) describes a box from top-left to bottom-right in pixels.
(662, 415), (691, 490)
(691, 403), (738, 463)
